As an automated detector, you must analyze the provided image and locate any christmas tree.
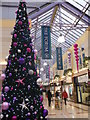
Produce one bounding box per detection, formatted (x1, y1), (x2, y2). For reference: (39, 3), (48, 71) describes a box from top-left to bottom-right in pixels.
(1, 1), (48, 119)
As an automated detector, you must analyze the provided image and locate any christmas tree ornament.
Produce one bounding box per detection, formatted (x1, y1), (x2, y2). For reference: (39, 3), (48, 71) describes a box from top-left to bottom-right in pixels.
(37, 78), (42, 85)
(2, 102), (9, 110)
(19, 58), (25, 64)
(18, 49), (21, 53)
(4, 86), (9, 92)
(27, 112), (31, 116)
(13, 42), (17, 47)
(12, 116), (17, 120)
(14, 34), (17, 38)
(1, 74), (6, 81)
(19, 99), (29, 111)
(6, 114), (9, 118)
(9, 73), (12, 77)
(24, 44), (27, 47)
(16, 78), (25, 87)
(0, 114), (3, 119)
(28, 70), (33, 75)
(43, 109), (48, 117)
(27, 48), (31, 53)
(18, 21), (22, 25)
(40, 96), (43, 102)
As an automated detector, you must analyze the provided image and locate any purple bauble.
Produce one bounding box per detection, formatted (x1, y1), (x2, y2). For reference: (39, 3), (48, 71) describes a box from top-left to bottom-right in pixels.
(2, 102), (9, 110)
(19, 58), (25, 64)
(1, 74), (6, 81)
(12, 116), (17, 120)
(27, 112), (31, 116)
(13, 97), (16, 100)
(43, 109), (48, 117)
(13, 42), (17, 47)
(4, 86), (9, 92)
(9, 73), (12, 77)
(40, 96), (43, 102)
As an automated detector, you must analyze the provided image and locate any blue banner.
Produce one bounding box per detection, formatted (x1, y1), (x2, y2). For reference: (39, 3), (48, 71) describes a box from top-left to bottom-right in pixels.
(46, 65), (50, 78)
(56, 47), (63, 70)
(41, 26), (51, 59)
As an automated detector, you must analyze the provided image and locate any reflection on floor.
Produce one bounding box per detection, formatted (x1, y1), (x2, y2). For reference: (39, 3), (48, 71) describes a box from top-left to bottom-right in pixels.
(43, 98), (88, 118)
(0, 98), (88, 118)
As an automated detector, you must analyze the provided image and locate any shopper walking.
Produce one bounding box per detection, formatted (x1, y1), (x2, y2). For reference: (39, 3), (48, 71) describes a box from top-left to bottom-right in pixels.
(62, 90), (68, 105)
(47, 90), (52, 107)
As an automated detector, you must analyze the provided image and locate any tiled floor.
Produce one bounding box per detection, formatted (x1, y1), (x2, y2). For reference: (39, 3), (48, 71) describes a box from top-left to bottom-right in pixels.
(43, 98), (88, 118)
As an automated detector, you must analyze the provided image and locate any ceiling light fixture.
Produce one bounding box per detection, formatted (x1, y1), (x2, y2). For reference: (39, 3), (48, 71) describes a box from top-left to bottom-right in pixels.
(58, 33), (65, 43)
(40, 68), (44, 71)
(43, 62), (47, 66)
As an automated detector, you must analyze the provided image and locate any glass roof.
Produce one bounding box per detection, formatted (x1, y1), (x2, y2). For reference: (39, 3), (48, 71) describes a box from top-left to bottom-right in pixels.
(29, 1), (90, 66)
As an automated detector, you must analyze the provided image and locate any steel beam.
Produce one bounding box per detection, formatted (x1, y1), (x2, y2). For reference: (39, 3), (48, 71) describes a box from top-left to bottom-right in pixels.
(61, 2), (90, 25)
(28, 2), (63, 20)
(50, 6), (58, 27)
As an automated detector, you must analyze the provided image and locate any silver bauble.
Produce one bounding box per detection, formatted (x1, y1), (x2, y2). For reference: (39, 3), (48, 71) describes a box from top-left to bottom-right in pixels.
(37, 78), (42, 85)
(18, 49), (21, 53)
(28, 70), (33, 75)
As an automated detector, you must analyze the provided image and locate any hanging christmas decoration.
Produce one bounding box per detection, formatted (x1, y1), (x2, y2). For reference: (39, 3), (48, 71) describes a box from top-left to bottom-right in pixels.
(74, 43), (79, 72)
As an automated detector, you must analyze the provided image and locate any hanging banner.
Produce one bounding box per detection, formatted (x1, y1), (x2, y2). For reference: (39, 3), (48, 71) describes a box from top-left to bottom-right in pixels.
(46, 65), (50, 79)
(56, 47), (63, 70)
(41, 26), (51, 59)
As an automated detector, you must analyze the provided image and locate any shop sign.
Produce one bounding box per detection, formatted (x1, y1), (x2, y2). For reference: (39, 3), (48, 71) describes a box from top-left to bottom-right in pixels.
(78, 74), (88, 83)
(41, 26), (51, 59)
(46, 65), (50, 79)
(56, 47), (63, 70)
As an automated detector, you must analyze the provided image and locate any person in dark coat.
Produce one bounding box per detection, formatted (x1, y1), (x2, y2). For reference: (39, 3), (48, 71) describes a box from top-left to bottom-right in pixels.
(47, 90), (52, 107)
(55, 91), (59, 98)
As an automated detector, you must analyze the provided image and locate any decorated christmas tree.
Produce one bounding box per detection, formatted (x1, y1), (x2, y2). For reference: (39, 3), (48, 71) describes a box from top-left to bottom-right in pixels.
(1, 1), (48, 119)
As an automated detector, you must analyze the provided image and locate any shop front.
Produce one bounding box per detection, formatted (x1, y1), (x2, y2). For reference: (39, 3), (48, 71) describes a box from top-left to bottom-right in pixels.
(62, 75), (74, 101)
(73, 70), (90, 105)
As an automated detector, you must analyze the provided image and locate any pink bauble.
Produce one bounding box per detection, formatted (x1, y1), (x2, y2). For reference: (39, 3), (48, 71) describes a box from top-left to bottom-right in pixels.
(14, 34), (17, 38)
(23, 67), (26, 71)
(74, 44), (78, 48)
(3, 98), (5, 101)
(18, 21), (22, 25)
(34, 56), (36, 60)
(24, 44), (27, 47)
(12, 116), (17, 120)
(22, 4), (24, 7)
(40, 106), (42, 109)
(27, 48), (31, 53)
(15, 57), (17, 60)
(1, 74), (6, 81)
(2, 102), (9, 110)
(11, 87), (13, 91)
(0, 96), (2, 101)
